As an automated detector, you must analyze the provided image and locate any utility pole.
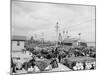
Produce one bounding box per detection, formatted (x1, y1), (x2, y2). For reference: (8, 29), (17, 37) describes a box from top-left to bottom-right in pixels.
(55, 21), (60, 47)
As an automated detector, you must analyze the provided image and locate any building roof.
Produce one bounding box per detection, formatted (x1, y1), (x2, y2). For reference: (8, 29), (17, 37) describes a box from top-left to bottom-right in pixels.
(62, 38), (78, 43)
(11, 35), (26, 41)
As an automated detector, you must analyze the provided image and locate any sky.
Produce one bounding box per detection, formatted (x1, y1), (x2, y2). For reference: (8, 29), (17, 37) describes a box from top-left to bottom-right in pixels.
(12, 0), (95, 42)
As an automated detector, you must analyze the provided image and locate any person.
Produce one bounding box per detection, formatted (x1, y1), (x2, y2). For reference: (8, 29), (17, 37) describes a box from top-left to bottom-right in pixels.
(11, 58), (16, 73)
(16, 63), (22, 70)
(29, 56), (35, 68)
(58, 55), (61, 63)
(26, 56), (36, 72)
(50, 58), (58, 68)
(22, 62), (28, 71)
(54, 47), (59, 58)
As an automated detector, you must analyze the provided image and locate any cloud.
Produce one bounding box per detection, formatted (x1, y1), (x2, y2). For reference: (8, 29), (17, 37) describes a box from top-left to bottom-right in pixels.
(12, 0), (95, 42)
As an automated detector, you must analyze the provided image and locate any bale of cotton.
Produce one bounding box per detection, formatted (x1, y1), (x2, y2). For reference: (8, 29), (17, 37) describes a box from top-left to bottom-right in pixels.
(92, 61), (96, 67)
(34, 66), (40, 72)
(74, 62), (84, 70)
(75, 62), (81, 70)
(85, 62), (92, 70)
(73, 66), (78, 71)
(80, 65), (84, 70)
(28, 66), (34, 72)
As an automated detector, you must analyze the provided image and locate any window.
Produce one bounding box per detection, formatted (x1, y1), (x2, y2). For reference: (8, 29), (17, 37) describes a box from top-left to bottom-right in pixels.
(78, 42), (87, 47)
(17, 41), (20, 46)
(64, 43), (72, 46)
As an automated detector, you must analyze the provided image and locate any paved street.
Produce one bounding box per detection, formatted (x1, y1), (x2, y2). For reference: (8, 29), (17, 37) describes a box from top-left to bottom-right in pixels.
(47, 63), (71, 72)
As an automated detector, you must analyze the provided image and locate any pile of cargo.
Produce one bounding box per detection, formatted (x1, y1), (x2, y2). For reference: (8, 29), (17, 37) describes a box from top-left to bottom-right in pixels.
(62, 56), (96, 71)
(35, 59), (50, 71)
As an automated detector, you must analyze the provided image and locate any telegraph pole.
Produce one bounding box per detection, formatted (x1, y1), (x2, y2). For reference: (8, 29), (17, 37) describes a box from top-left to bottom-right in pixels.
(55, 21), (59, 47)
